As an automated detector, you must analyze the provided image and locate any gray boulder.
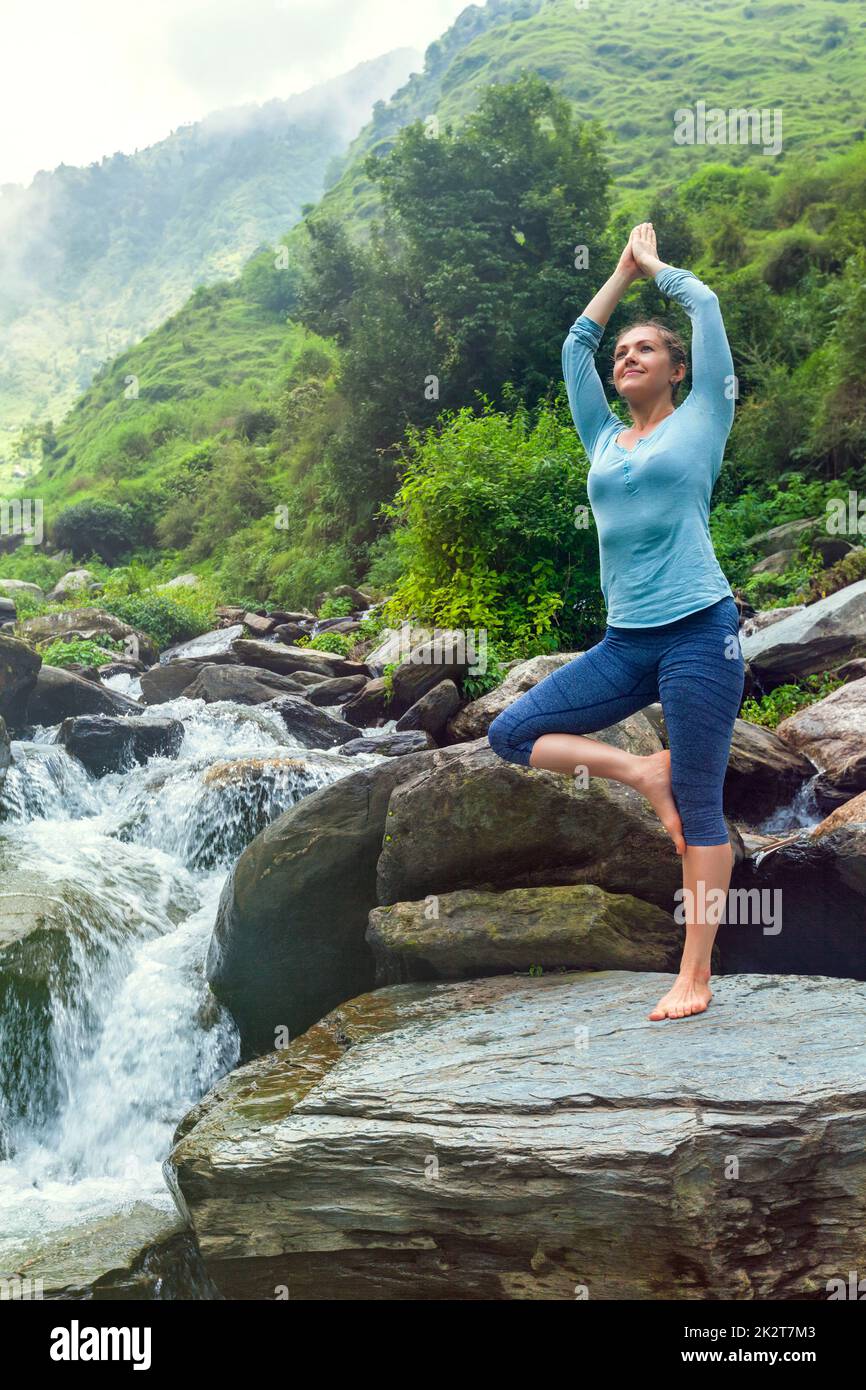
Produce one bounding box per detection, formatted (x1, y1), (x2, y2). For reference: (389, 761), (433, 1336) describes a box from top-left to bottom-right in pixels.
(740, 579), (866, 681)
(340, 677), (389, 727)
(232, 637), (370, 680)
(0, 578), (44, 600)
(167, 971), (866, 1300)
(46, 568), (102, 602)
(26, 666), (142, 725)
(339, 731), (436, 757)
(262, 694), (359, 748)
(159, 573), (202, 590)
(140, 659), (233, 705)
(367, 882), (687, 983)
(0, 633), (42, 728)
(723, 718), (817, 821)
(774, 676), (866, 797)
(0, 1202), (207, 1301)
(207, 747), (465, 1056)
(721, 812), (866, 976)
(395, 678), (462, 737)
(161, 624), (244, 663)
(376, 726), (731, 912)
(20, 607), (158, 666)
(58, 713), (184, 776)
(183, 664), (318, 707)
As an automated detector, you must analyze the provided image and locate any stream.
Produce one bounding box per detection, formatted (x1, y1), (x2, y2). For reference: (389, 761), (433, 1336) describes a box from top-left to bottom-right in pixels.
(0, 692), (385, 1294)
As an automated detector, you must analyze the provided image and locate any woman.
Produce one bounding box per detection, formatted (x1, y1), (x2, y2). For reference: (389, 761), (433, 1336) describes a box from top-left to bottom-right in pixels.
(487, 223), (744, 1023)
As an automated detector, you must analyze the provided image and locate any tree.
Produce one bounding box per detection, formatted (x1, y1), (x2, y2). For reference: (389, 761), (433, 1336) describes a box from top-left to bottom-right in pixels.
(53, 500), (138, 564)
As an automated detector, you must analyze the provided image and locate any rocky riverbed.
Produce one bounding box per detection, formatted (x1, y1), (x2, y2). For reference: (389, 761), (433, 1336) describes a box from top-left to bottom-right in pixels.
(2, 574), (866, 1299)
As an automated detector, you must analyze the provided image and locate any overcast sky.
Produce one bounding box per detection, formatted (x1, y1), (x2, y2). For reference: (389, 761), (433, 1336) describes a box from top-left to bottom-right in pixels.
(1, 0), (470, 187)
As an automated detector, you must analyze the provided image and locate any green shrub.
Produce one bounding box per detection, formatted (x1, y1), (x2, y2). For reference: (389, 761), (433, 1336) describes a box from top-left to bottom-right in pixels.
(41, 636), (123, 668)
(317, 595), (354, 619)
(6, 591), (50, 622)
(0, 551), (67, 591)
(740, 673), (844, 728)
(807, 545), (866, 600)
(377, 398), (601, 659)
(53, 500), (142, 564)
(100, 593), (208, 649)
(301, 631), (353, 656)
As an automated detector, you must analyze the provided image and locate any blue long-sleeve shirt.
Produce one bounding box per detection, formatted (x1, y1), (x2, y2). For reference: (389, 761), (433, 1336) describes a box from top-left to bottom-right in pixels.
(561, 265), (736, 627)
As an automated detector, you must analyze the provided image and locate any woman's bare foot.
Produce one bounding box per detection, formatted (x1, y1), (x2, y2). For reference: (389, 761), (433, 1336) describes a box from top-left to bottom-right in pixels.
(631, 749), (686, 855)
(649, 969), (712, 1021)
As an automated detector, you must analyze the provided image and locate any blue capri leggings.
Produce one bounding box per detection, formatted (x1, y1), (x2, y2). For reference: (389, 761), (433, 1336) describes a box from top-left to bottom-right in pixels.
(487, 596), (745, 847)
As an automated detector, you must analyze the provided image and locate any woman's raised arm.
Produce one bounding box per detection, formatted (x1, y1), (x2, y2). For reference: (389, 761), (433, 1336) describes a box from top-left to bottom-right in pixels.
(630, 225), (735, 425)
(561, 230), (644, 458)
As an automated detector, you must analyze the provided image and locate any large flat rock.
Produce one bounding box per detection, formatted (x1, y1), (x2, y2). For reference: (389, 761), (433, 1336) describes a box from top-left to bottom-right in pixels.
(168, 971), (866, 1300)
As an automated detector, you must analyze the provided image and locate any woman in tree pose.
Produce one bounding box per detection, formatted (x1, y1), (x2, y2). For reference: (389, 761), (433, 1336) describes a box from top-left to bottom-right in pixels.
(487, 223), (744, 1022)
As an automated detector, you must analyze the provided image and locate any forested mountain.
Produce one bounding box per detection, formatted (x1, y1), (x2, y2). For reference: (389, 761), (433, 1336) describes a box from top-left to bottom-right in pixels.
(0, 46), (420, 441)
(3, 0), (865, 662)
(309, 0), (865, 238)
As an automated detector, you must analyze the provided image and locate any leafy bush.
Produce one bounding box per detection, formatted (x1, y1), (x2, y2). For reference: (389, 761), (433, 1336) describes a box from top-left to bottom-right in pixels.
(6, 591), (50, 622)
(99, 593), (205, 648)
(377, 398), (602, 659)
(297, 631), (353, 656)
(317, 595), (354, 619)
(41, 636), (123, 668)
(0, 550), (67, 591)
(96, 563), (221, 647)
(53, 500), (141, 564)
(740, 673), (844, 728)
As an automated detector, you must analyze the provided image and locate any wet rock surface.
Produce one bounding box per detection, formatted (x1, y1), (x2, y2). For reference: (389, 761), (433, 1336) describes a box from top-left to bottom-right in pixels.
(168, 971), (866, 1301)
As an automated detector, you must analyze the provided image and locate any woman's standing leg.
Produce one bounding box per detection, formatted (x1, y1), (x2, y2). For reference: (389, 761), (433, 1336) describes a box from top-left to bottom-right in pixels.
(652, 600), (745, 1020)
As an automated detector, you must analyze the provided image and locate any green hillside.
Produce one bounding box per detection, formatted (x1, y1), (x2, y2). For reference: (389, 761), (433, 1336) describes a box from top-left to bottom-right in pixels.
(0, 47), (419, 443)
(307, 0), (866, 239)
(3, 0), (865, 661)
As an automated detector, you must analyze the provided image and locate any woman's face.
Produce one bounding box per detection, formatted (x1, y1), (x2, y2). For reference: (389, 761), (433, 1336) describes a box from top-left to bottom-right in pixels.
(613, 326), (684, 404)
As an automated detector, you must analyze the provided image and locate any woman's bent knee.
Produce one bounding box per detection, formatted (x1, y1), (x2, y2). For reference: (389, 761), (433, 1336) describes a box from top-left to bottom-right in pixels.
(487, 713), (533, 767)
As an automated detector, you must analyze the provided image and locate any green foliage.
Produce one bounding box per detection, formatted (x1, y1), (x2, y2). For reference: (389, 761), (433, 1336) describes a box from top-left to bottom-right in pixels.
(740, 673), (845, 728)
(0, 549), (68, 590)
(709, 474), (850, 588)
(94, 562), (221, 647)
(317, 595), (354, 619)
(353, 610), (389, 644)
(381, 660), (400, 704)
(378, 395), (603, 658)
(461, 645), (511, 702)
(52, 500), (142, 564)
(305, 631), (353, 656)
(5, 590), (51, 622)
(806, 545), (866, 601)
(40, 636), (123, 668)
(99, 592), (207, 648)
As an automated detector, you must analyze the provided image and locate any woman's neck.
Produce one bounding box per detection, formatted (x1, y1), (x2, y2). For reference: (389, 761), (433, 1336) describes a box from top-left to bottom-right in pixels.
(628, 398), (676, 432)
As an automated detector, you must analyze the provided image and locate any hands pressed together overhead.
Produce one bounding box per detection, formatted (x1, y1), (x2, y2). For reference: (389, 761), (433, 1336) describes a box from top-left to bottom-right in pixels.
(616, 221), (665, 283)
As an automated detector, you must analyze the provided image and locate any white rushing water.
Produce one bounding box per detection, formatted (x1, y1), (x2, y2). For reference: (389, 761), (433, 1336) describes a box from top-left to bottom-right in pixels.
(0, 694), (382, 1282)
(752, 772), (824, 837)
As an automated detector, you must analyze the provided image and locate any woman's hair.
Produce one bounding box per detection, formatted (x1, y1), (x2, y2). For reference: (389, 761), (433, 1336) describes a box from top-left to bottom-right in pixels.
(609, 318), (688, 404)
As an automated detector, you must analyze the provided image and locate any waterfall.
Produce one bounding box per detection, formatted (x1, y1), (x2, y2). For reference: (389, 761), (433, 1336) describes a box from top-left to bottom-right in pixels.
(0, 692), (380, 1291)
(752, 772), (824, 837)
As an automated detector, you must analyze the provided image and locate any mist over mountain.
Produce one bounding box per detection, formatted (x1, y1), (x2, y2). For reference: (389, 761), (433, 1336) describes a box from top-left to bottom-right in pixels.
(0, 45), (420, 438)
